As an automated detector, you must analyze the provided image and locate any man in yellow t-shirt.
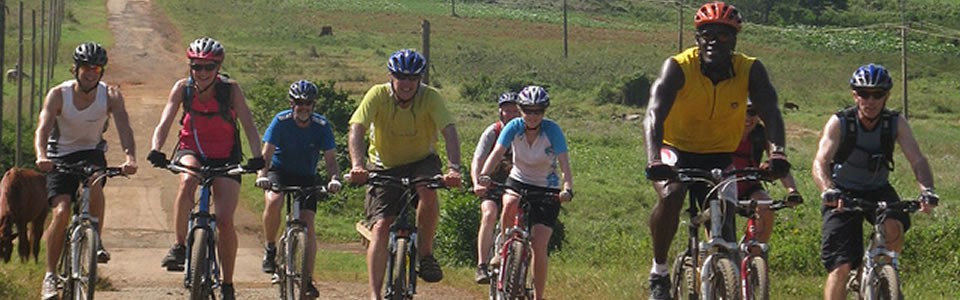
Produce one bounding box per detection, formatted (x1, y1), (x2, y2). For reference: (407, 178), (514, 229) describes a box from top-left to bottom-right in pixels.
(641, 2), (791, 299)
(347, 49), (462, 300)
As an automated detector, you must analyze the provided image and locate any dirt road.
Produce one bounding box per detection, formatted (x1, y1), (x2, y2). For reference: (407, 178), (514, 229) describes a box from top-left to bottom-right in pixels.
(92, 0), (472, 299)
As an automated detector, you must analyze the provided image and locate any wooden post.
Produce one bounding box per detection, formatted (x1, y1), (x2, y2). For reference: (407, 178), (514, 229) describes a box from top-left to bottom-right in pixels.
(451, 0), (456, 17)
(0, 0), (5, 158)
(899, 0), (909, 119)
(563, 0), (568, 58)
(31, 10), (37, 128)
(16, 1), (24, 166)
(678, 0), (684, 52)
(421, 20), (430, 85)
(40, 0), (45, 100)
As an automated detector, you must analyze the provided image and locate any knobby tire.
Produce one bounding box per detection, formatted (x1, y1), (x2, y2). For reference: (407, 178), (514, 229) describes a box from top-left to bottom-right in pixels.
(671, 254), (697, 300)
(286, 229), (310, 300)
(387, 238), (409, 300)
(503, 240), (528, 300)
(743, 256), (769, 300)
(188, 228), (211, 300)
(703, 256), (739, 300)
(72, 226), (98, 300)
(865, 264), (900, 300)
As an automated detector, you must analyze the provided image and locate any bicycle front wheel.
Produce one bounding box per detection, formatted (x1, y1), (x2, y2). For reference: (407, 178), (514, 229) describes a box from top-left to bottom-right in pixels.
(502, 240), (529, 299)
(385, 237), (409, 300)
(702, 256), (738, 300)
(71, 226), (99, 300)
(188, 228), (212, 300)
(743, 255), (769, 300)
(863, 264), (900, 300)
(671, 253), (697, 300)
(285, 229), (310, 300)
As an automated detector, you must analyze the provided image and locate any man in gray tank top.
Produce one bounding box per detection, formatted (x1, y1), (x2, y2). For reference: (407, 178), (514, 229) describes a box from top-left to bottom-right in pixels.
(34, 42), (137, 300)
(811, 64), (938, 300)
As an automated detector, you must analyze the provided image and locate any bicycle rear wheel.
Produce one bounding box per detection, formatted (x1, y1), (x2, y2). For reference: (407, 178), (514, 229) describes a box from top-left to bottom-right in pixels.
(502, 240), (529, 299)
(671, 253), (697, 300)
(702, 256), (738, 300)
(386, 237), (409, 300)
(188, 228), (212, 300)
(71, 226), (99, 300)
(742, 255), (769, 300)
(284, 229), (310, 300)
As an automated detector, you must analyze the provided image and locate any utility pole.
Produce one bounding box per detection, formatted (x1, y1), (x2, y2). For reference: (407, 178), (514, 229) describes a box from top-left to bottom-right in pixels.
(899, 0), (909, 119)
(563, 0), (568, 58)
(678, 0), (684, 52)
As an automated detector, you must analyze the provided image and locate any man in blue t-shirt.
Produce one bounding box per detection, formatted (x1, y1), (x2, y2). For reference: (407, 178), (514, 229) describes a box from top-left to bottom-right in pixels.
(255, 80), (342, 297)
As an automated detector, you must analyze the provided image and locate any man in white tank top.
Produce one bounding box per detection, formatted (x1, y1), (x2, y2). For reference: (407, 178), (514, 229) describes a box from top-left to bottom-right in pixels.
(34, 42), (137, 300)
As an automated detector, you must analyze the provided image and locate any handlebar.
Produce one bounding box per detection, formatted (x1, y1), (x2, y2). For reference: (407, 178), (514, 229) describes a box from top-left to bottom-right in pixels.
(266, 183), (328, 195)
(839, 197), (921, 213)
(675, 167), (771, 185)
(159, 161), (253, 180)
(55, 161), (126, 186)
(346, 173), (446, 190)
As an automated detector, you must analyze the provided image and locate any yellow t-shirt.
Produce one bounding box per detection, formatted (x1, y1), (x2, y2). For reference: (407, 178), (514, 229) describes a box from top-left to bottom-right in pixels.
(349, 83), (455, 168)
(664, 47), (756, 153)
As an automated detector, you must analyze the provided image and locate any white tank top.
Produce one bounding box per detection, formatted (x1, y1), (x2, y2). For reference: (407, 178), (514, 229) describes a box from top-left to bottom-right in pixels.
(46, 80), (109, 157)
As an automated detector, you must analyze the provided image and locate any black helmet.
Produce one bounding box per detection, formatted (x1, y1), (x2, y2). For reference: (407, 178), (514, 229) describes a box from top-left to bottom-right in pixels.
(74, 42), (108, 66)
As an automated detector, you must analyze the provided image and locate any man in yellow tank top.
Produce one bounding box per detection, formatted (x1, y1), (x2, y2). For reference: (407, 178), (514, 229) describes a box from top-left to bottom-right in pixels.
(641, 2), (792, 299)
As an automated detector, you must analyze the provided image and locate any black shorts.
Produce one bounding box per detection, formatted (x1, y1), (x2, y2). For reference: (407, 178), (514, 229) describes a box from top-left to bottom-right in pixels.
(267, 170), (323, 212)
(505, 178), (562, 229)
(665, 146), (737, 242)
(820, 184), (911, 272)
(365, 154), (442, 223)
(174, 148), (242, 183)
(47, 150), (108, 204)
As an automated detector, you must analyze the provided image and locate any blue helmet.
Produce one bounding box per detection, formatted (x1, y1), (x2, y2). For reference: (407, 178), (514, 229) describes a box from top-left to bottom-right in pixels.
(849, 64), (892, 90)
(497, 92), (518, 106)
(288, 80), (319, 102)
(387, 49), (426, 76)
(517, 85), (550, 107)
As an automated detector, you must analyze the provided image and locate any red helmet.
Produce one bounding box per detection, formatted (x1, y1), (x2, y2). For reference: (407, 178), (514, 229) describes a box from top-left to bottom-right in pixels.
(695, 2), (742, 32)
(186, 37), (225, 62)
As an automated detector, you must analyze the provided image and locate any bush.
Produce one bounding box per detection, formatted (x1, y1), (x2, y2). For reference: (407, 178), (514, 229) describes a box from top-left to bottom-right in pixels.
(460, 73), (542, 103)
(0, 119), (37, 171)
(595, 70), (651, 107)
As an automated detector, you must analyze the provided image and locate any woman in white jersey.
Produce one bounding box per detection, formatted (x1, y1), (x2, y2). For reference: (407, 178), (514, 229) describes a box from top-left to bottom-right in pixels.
(476, 85), (574, 300)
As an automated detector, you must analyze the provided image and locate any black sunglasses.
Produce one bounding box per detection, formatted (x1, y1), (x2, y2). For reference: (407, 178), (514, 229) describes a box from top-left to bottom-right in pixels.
(290, 99), (315, 106)
(746, 109), (758, 117)
(392, 73), (422, 81)
(190, 63), (218, 71)
(521, 108), (545, 115)
(855, 89), (888, 99)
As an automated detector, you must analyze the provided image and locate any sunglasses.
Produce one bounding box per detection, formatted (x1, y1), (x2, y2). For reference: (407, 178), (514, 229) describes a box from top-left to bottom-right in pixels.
(290, 99), (315, 106)
(392, 73), (422, 81)
(697, 30), (734, 43)
(855, 89), (888, 99)
(79, 64), (103, 73)
(521, 108), (545, 115)
(190, 63), (218, 71)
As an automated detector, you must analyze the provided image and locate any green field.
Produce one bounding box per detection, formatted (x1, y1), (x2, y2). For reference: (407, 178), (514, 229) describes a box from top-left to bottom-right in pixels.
(4, 0), (960, 299)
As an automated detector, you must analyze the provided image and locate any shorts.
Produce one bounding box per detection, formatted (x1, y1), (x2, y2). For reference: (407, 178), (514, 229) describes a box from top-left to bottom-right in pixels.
(663, 146), (737, 243)
(174, 148), (242, 183)
(267, 170), (324, 212)
(47, 150), (108, 204)
(364, 154), (442, 223)
(505, 178), (562, 229)
(820, 184), (911, 272)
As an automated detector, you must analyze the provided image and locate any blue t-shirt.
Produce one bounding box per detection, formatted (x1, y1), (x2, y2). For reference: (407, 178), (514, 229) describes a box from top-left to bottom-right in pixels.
(496, 118), (568, 188)
(262, 110), (337, 176)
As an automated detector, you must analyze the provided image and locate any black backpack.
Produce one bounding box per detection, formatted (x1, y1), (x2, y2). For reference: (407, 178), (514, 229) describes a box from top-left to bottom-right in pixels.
(832, 106), (897, 171)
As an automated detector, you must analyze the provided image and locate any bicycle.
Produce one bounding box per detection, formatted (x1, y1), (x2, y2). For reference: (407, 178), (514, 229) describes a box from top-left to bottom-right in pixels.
(264, 183), (328, 300)
(159, 161), (252, 300)
(488, 183), (559, 300)
(356, 172), (445, 300)
(54, 161), (125, 300)
(735, 198), (795, 300)
(478, 182), (507, 299)
(840, 197), (921, 300)
(670, 167), (769, 300)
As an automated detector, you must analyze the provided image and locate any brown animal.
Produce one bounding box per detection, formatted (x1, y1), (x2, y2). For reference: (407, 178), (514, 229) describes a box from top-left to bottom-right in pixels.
(784, 101), (800, 111)
(0, 167), (48, 263)
(5, 63), (29, 83)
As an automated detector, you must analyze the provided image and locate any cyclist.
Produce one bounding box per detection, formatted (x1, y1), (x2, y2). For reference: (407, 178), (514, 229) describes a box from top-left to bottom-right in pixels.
(35, 42), (138, 300)
(346, 49), (463, 300)
(255, 80), (343, 297)
(476, 85), (574, 300)
(470, 92), (521, 284)
(733, 102), (803, 254)
(147, 36), (265, 300)
(642, 2), (791, 299)
(812, 64), (938, 300)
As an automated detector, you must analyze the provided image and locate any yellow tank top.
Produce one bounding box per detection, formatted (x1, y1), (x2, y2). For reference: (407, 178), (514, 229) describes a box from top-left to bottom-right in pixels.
(664, 47), (756, 153)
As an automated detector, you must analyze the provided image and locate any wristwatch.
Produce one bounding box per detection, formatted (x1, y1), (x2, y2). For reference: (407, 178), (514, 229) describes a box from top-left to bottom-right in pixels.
(770, 145), (786, 155)
(448, 163), (462, 172)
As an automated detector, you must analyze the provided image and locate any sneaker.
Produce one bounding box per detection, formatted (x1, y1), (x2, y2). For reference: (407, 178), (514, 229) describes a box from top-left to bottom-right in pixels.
(161, 244), (186, 271)
(648, 273), (672, 300)
(262, 245), (277, 274)
(221, 283), (236, 300)
(97, 246), (111, 264)
(304, 281), (319, 298)
(417, 254), (444, 283)
(475, 263), (490, 284)
(489, 252), (502, 268)
(41, 274), (59, 300)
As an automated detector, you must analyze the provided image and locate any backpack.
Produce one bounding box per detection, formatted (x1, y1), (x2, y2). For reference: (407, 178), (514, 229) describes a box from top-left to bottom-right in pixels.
(833, 106), (897, 171)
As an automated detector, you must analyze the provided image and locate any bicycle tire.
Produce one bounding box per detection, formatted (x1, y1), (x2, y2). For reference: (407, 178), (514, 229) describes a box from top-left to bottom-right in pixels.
(502, 240), (528, 299)
(702, 256), (738, 300)
(286, 229), (310, 300)
(278, 233), (288, 299)
(862, 264), (900, 300)
(386, 237), (409, 300)
(671, 254), (697, 300)
(72, 226), (98, 300)
(188, 228), (212, 300)
(743, 255), (769, 300)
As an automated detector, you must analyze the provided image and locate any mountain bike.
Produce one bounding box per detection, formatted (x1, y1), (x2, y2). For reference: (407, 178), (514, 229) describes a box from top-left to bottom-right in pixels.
(670, 167), (769, 300)
(478, 181), (507, 299)
(841, 197), (921, 300)
(735, 198), (795, 300)
(54, 161), (124, 300)
(361, 173), (445, 300)
(160, 161), (251, 300)
(264, 183), (328, 300)
(489, 184), (559, 300)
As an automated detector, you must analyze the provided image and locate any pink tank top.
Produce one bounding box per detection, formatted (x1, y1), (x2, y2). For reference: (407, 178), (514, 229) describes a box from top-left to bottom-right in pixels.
(178, 92), (237, 159)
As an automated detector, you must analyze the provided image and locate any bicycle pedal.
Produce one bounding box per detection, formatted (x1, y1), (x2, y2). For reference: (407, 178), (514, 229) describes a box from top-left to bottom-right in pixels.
(271, 273), (280, 284)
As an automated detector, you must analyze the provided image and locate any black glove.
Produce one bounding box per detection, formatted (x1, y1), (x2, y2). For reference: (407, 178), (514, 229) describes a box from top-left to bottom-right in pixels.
(147, 150), (169, 167)
(821, 188), (842, 204)
(785, 191), (804, 206)
(645, 162), (676, 181)
(766, 152), (791, 179)
(245, 157), (266, 171)
(920, 188), (939, 206)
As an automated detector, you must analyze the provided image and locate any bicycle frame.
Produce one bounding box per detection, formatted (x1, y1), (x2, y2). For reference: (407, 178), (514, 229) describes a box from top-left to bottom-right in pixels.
(842, 198), (920, 300)
(269, 184), (327, 299)
(492, 184), (558, 300)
